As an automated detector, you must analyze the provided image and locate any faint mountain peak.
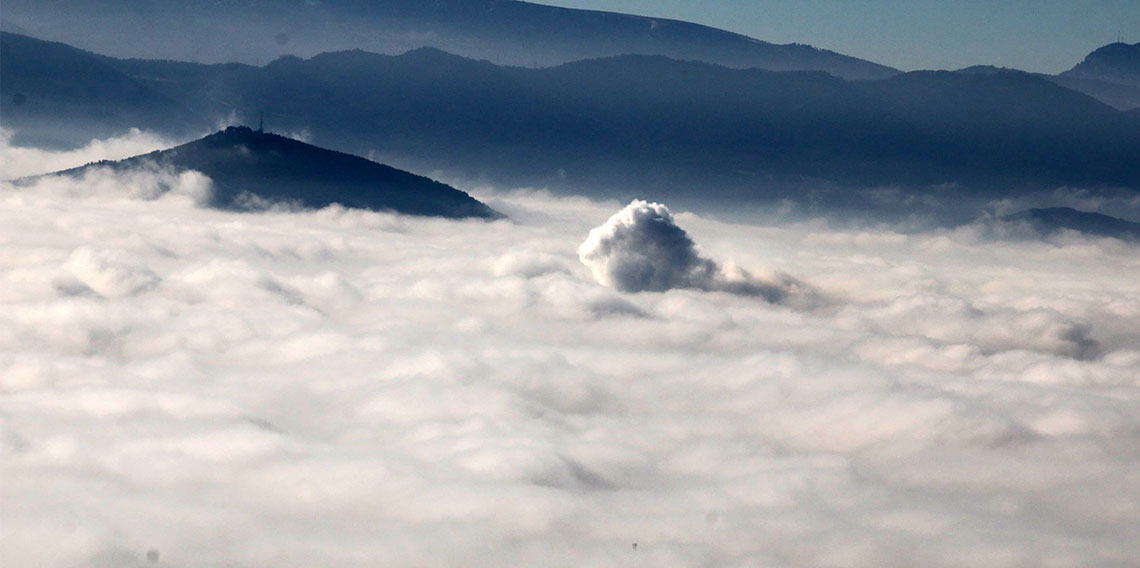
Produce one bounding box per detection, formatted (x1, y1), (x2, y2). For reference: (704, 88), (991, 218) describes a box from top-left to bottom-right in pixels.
(955, 65), (1021, 75)
(265, 54), (306, 68)
(1002, 207), (1140, 240)
(1062, 42), (1140, 87)
(401, 46), (475, 60)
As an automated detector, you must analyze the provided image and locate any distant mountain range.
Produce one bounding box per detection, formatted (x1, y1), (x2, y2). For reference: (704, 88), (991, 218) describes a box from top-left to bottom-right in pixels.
(3, 31), (1139, 219)
(957, 54), (1140, 112)
(0, 32), (210, 147)
(1050, 42), (1140, 110)
(4, 1), (1140, 111)
(0, 0), (897, 80)
(35, 125), (500, 219)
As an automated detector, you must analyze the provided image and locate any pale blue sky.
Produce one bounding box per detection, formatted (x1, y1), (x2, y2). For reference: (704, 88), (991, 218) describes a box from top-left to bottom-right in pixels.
(535, 0), (1140, 73)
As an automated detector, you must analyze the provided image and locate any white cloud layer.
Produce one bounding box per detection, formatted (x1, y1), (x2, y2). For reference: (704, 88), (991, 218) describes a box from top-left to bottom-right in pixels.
(0, 127), (178, 180)
(2, 139), (1140, 568)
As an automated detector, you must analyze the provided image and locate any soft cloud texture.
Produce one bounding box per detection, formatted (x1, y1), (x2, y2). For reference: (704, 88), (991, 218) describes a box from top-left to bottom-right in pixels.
(2, 138), (1139, 568)
(0, 127), (177, 179)
(579, 200), (817, 305)
(14, 163), (214, 206)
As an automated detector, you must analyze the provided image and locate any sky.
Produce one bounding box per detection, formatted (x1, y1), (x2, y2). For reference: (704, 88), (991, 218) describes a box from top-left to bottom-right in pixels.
(3, 128), (1140, 567)
(536, 0), (1140, 73)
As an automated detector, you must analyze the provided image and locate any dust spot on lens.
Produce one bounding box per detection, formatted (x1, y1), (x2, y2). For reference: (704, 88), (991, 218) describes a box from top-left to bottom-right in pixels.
(275, 32), (290, 46)
(146, 549), (160, 563)
(12, 93), (27, 106)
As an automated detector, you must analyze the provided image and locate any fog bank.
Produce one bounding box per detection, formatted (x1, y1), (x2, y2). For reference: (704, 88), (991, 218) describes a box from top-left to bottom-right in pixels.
(2, 141), (1139, 567)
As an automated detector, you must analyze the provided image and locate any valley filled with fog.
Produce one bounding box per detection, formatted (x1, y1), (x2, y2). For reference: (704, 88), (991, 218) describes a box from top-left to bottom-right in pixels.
(3, 131), (1139, 567)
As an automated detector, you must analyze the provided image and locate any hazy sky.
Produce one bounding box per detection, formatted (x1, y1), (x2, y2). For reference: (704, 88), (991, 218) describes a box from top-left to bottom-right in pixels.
(536, 0), (1140, 73)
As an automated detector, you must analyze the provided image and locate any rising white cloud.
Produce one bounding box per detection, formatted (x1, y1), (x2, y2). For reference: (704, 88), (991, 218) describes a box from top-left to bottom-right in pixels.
(578, 200), (720, 291)
(578, 199), (818, 306)
(2, 136), (1139, 568)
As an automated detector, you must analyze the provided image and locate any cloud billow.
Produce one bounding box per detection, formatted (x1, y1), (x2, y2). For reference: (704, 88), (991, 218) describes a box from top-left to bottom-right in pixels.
(578, 199), (813, 304)
(4, 133), (1140, 568)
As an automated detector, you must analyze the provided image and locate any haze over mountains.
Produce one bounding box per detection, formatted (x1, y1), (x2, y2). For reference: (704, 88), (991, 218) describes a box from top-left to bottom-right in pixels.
(0, 33), (210, 147)
(3, 0), (1140, 223)
(1063, 41), (1140, 88)
(1042, 42), (1140, 111)
(4, 30), (1139, 221)
(4, 0), (1138, 110)
(0, 0), (896, 79)
(957, 42), (1140, 112)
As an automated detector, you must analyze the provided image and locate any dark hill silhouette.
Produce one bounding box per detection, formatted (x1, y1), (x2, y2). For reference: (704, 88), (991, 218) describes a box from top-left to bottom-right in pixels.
(0, 0), (897, 80)
(1047, 42), (1140, 110)
(1002, 207), (1140, 241)
(956, 48), (1140, 111)
(48, 126), (500, 219)
(851, 69), (1138, 185)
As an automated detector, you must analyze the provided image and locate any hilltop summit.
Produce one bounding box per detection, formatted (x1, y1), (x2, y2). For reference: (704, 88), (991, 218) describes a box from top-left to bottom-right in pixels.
(1062, 42), (1140, 87)
(52, 126), (501, 219)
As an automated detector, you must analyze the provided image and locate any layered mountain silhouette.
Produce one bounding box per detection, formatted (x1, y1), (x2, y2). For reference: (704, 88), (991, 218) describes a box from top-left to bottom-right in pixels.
(1045, 73), (1140, 111)
(43, 126), (500, 219)
(4, 32), (1139, 218)
(957, 61), (1140, 111)
(1052, 42), (1140, 110)
(1002, 207), (1140, 241)
(1063, 42), (1140, 88)
(0, 0), (896, 80)
(0, 32), (209, 146)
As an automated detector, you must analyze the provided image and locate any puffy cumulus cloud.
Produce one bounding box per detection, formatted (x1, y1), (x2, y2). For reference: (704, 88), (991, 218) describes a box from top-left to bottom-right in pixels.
(578, 200), (718, 291)
(0, 127), (179, 179)
(579, 200), (818, 306)
(2, 140), (1140, 567)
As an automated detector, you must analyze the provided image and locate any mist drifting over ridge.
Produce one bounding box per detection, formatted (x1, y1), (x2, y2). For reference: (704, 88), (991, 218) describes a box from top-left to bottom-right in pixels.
(2, 133), (1140, 567)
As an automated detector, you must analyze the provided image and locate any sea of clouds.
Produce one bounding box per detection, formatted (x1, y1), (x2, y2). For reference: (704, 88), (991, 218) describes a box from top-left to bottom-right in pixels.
(2, 131), (1139, 567)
